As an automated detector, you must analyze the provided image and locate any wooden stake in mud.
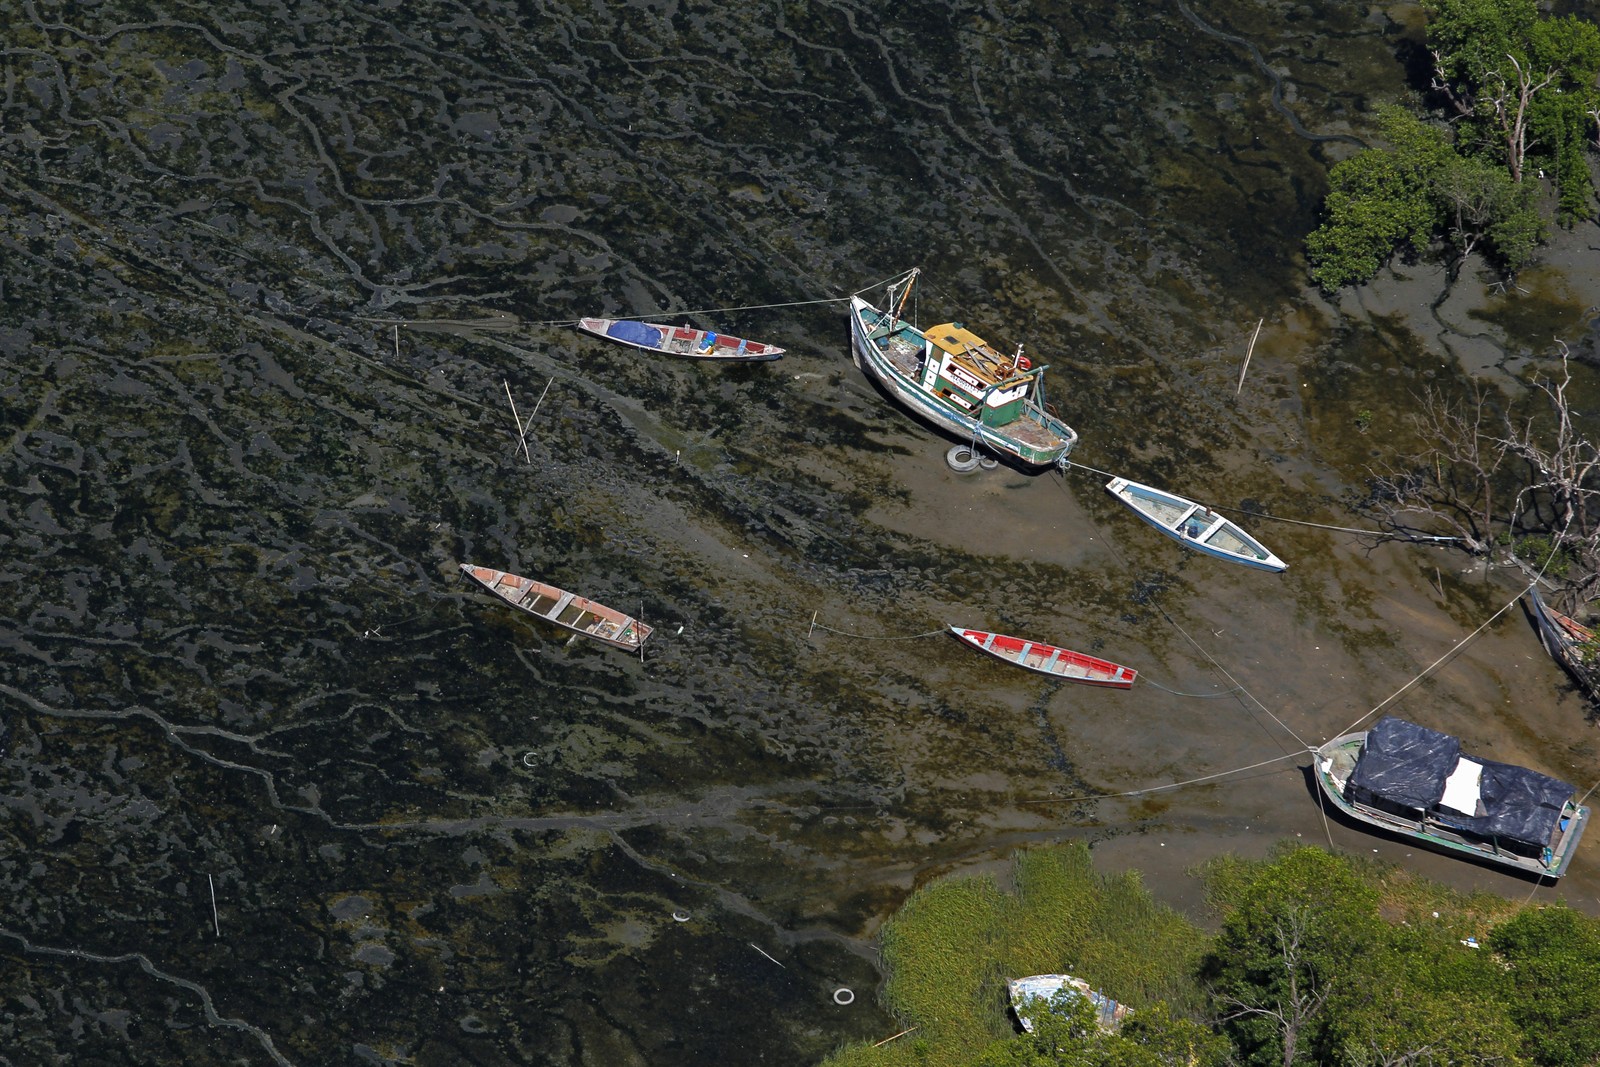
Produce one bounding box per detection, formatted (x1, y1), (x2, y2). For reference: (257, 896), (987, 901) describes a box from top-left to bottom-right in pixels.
(503, 379), (532, 465)
(393, 324), (400, 360)
(526, 377), (554, 427)
(1236, 318), (1263, 397)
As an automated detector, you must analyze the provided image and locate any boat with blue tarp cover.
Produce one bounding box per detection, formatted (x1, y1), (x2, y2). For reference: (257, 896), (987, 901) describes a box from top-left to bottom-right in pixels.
(848, 268), (1079, 469)
(1314, 715), (1588, 879)
(577, 317), (784, 361)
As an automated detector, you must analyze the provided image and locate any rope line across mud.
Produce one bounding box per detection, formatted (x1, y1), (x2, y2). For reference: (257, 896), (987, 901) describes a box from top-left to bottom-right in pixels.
(1059, 460), (1461, 542)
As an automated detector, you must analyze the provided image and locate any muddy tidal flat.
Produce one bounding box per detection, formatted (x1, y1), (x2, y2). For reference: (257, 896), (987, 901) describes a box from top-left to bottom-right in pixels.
(4, 2), (1600, 1064)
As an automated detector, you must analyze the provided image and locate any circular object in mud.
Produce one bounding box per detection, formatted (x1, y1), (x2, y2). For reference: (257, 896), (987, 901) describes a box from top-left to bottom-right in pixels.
(522, 752), (538, 767)
(945, 444), (980, 473)
(833, 987), (855, 1005)
(977, 454), (1000, 470)
(672, 910), (690, 923)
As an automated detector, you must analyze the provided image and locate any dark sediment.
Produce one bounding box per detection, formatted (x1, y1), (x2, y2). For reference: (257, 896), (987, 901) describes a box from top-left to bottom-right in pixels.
(4, 2), (1600, 1064)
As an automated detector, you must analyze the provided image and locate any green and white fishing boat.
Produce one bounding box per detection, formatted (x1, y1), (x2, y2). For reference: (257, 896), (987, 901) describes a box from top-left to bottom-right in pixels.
(849, 269), (1079, 469)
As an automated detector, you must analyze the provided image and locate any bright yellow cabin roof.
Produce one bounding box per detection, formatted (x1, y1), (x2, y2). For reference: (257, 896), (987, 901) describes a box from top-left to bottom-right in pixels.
(924, 322), (992, 357)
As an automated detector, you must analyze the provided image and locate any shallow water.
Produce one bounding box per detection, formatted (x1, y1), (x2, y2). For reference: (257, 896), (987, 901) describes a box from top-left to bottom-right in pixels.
(4, 1), (1600, 1063)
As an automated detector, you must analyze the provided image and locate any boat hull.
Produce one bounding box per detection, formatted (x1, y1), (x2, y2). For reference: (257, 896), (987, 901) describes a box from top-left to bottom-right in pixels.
(849, 296), (1077, 469)
(1313, 730), (1588, 879)
(950, 627), (1136, 688)
(1526, 589), (1600, 701)
(460, 564), (652, 651)
(1105, 476), (1285, 572)
(1008, 975), (1129, 1033)
(578, 318), (783, 361)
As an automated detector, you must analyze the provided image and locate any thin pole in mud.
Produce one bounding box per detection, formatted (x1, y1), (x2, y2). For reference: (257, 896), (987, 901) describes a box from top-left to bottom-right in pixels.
(1236, 317), (1263, 397)
(749, 942), (785, 968)
(209, 874), (220, 937)
(640, 602), (646, 665)
(393, 324), (400, 360)
(503, 379), (532, 465)
(808, 610), (817, 637)
(874, 1027), (918, 1048)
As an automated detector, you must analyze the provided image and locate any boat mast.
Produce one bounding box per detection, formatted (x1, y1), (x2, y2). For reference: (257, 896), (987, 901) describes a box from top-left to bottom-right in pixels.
(892, 268), (919, 325)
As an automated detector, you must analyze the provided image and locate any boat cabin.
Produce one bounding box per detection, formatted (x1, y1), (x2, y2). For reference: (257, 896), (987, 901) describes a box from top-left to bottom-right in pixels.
(920, 321), (1037, 426)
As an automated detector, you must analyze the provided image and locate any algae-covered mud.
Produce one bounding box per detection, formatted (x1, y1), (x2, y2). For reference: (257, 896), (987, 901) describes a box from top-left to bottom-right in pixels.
(4, 1), (1600, 1063)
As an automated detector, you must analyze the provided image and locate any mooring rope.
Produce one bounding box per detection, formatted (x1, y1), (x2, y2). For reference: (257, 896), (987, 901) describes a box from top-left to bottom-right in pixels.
(525, 294), (853, 328)
(1019, 750), (1306, 807)
(1141, 678), (1245, 698)
(808, 617), (947, 641)
(1059, 460), (1462, 542)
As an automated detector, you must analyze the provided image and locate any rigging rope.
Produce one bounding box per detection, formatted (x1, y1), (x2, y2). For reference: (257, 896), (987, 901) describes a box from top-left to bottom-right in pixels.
(808, 619), (948, 641)
(524, 294), (853, 327)
(1058, 460), (1462, 542)
(1019, 750), (1306, 807)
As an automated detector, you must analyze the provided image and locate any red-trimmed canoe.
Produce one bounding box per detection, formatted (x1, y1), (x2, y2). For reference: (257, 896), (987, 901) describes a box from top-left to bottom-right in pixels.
(460, 564), (652, 651)
(577, 317), (784, 361)
(949, 626), (1137, 689)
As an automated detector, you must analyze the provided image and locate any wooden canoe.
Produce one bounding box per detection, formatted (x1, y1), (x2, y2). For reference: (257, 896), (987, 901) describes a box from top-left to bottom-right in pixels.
(460, 564), (652, 651)
(949, 626), (1137, 689)
(1105, 476), (1286, 572)
(577, 317), (784, 361)
(1525, 587), (1600, 707)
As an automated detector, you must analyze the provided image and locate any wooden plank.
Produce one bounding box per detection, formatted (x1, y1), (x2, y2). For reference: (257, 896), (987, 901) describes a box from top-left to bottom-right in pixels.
(546, 592), (575, 620)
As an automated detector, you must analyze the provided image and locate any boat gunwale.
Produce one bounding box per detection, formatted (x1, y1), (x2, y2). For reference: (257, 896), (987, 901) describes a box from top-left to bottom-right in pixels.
(949, 626), (1137, 689)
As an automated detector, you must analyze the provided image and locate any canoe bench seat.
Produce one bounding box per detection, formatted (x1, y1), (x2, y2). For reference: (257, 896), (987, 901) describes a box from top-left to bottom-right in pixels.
(524, 591), (562, 615)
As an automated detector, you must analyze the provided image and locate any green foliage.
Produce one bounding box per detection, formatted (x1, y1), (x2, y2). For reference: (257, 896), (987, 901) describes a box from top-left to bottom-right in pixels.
(1308, 1), (1600, 286)
(1201, 846), (1533, 1067)
(1306, 107), (1449, 290)
(1488, 905), (1600, 1066)
(1509, 533), (1575, 577)
(972, 1001), (1232, 1067)
(1202, 848), (1386, 1065)
(1422, 0), (1538, 91)
(825, 844), (1600, 1067)
(1533, 91), (1597, 225)
(822, 844), (1207, 1067)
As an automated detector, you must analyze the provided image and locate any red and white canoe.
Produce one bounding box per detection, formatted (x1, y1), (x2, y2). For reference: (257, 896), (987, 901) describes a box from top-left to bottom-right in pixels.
(577, 317), (784, 361)
(949, 626), (1137, 689)
(461, 564), (652, 651)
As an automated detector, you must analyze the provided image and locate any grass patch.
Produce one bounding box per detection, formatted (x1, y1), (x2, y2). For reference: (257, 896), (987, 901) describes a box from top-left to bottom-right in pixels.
(821, 843), (1205, 1066)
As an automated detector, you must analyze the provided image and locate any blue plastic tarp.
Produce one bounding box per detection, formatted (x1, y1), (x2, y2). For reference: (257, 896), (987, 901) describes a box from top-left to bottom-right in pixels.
(606, 320), (663, 348)
(1347, 716), (1458, 815)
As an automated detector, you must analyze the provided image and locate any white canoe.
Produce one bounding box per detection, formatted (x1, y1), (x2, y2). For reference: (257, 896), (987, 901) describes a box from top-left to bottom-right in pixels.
(1106, 476), (1285, 572)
